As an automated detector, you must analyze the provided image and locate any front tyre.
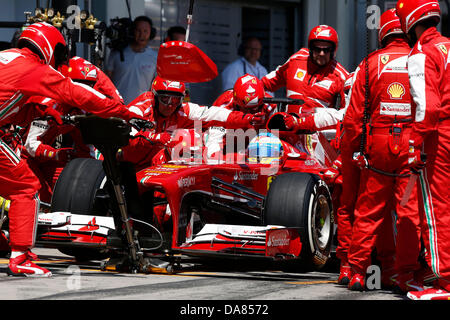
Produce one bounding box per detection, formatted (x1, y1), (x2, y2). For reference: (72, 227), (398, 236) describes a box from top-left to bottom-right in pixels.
(51, 158), (109, 261)
(264, 172), (334, 270)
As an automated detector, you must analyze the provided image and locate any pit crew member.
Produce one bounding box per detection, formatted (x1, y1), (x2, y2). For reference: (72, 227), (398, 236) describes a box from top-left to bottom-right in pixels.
(23, 56), (123, 204)
(262, 25), (350, 113)
(0, 22), (146, 277)
(263, 25), (350, 165)
(205, 74), (276, 162)
(343, 8), (422, 292)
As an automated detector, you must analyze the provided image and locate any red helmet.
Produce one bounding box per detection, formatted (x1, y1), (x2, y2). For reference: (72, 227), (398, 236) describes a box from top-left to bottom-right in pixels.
(151, 75), (186, 108)
(379, 9), (403, 44)
(308, 25), (339, 52)
(396, 0), (441, 34)
(232, 74), (265, 112)
(59, 57), (98, 85)
(17, 22), (67, 68)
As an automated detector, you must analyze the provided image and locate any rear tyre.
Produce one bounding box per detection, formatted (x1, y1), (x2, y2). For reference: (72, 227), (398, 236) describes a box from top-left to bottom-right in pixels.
(264, 172), (334, 270)
(51, 158), (109, 261)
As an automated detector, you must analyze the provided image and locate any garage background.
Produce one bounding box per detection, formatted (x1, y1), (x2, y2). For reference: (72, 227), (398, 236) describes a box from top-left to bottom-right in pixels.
(0, 0), (449, 104)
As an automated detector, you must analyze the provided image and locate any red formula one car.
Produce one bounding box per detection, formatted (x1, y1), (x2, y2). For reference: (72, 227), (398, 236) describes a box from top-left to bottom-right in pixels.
(33, 111), (337, 273)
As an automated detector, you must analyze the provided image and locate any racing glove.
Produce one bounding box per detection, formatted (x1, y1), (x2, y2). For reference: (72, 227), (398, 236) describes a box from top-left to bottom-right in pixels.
(129, 118), (155, 131)
(150, 132), (173, 146)
(35, 105), (63, 125)
(408, 140), (426, 173)
(139, 131), (180, 148)
(35, 144), (74, 162)
(246, 112), (266, 127)
(323, 156), (343, 185)
(284, 113), (316, 132)
(232, 112), (266, 129)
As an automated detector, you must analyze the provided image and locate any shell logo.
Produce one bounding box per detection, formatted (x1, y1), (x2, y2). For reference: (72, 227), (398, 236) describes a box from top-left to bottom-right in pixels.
(398, 2), (404, 9)
(294, 68), (307, 81)
(387, 82), (405, 99)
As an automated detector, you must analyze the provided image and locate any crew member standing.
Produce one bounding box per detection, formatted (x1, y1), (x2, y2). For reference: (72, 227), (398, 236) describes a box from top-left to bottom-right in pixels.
(262, 25), (349, 112)
(343, 9), (422, 292)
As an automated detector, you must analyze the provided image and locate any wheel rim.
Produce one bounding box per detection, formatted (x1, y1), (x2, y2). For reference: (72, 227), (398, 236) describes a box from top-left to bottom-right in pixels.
(312, 194), (331, 250)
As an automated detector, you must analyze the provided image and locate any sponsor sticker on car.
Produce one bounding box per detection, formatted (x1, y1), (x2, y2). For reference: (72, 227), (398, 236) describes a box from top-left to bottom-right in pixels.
(265, 228), (302, 258)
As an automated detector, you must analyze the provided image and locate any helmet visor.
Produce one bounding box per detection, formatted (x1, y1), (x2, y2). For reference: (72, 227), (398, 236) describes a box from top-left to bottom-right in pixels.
(157, 93), (183, 107)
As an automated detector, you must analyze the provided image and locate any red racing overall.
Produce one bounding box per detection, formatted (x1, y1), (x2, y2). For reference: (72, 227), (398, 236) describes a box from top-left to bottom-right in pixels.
(262, 48), (349, 110)
(0, 48), (140, 251)
(344, 38), (421, 283)
(407, 27), (450, 291)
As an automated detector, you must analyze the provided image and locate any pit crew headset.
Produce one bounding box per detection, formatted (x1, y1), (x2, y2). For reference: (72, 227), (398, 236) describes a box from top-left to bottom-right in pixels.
(151, 75), (186, 117)
(232, 74), (265, 113)
(17, 22), (68, 69)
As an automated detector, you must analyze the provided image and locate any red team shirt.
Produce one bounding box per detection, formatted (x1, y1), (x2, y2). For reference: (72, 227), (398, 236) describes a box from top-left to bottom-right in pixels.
(262, 48), (349, 110)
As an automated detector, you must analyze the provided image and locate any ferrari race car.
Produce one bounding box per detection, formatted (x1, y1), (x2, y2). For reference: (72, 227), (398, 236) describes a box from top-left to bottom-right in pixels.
(30, 111), (337, 273)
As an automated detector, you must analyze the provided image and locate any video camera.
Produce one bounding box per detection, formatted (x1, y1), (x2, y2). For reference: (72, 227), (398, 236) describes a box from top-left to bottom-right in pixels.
(1, 3), (136, 66)
(105, 17), (133, 52)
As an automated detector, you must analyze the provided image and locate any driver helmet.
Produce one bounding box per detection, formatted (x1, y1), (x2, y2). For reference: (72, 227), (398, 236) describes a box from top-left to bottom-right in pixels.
(247, 132), (283, 164)
(59, 56), (98, 86)
(151, 75), (186, 109)
(233, 74), (265, 112)
(378, 9), (404, 45)
(308, 25), (339, 59)
(17, 22), (68, 68)
(396, 0), (440, 34)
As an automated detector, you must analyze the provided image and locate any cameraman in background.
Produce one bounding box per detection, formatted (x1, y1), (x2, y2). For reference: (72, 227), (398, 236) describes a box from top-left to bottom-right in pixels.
(105, 16), (158, 104)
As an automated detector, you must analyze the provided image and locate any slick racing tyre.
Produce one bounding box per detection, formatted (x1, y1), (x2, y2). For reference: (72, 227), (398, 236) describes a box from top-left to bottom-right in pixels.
(264, 172), (334, 270)
(51, 158), (109, 261)
(52, 158), (107, 215)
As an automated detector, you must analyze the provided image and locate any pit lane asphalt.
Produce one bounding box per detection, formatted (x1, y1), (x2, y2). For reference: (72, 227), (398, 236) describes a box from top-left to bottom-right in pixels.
(0, 248), (408, 301)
